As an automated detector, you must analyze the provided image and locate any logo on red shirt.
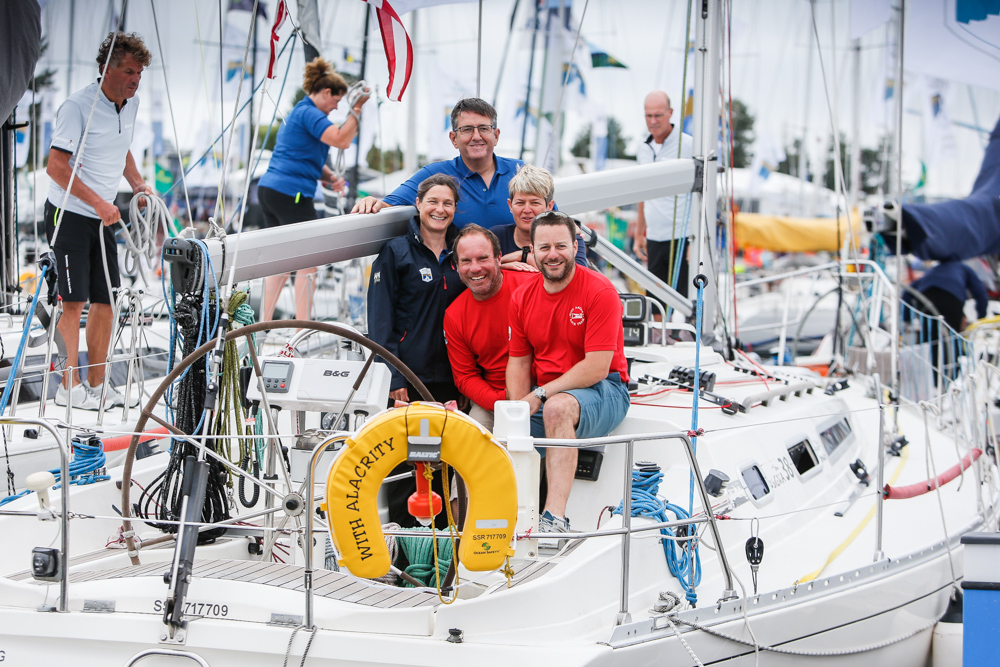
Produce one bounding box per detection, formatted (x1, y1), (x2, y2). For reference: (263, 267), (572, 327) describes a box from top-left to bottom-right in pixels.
(569, 306), (585, 326)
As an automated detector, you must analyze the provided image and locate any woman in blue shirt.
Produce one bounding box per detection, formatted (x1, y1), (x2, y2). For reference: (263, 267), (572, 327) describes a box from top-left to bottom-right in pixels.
(258, 57), (369, 321)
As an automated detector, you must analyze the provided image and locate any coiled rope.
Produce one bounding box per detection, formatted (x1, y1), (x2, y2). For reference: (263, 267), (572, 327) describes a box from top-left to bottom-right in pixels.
(611, 465), (701, 605)
(396, 527), (454, 588)
(1, 438), (109, 507)
(121, 192), (173, 281)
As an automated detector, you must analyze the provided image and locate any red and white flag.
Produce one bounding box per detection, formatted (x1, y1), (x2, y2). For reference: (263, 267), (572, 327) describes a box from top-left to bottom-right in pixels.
(267, 0), (290, 79)
(362, 0), (414, 102)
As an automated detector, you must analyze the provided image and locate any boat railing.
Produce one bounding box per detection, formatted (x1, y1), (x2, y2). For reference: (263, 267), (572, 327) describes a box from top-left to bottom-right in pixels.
(0, 416), (70, 612)
(296, 424), (737, 628)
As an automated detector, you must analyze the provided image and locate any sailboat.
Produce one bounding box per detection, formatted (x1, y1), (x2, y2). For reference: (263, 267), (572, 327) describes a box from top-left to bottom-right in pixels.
(0, 1), (998, 665)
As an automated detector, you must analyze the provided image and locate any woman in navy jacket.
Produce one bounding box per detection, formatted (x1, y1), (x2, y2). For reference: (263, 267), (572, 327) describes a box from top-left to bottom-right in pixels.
(367, 173), (465, 405)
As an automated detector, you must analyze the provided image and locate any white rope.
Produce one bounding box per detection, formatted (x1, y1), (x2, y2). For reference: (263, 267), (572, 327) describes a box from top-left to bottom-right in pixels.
(122, 192), (172, 282)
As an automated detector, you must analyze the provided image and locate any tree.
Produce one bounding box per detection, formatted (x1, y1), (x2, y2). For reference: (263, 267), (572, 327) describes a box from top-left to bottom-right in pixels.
(777, 138), (803, 179)
(822, 133), (849, 192)
(859, 136), (889, 195)
(570, 117), (632, 160)
(366, 145), (404, 173)
(821, 133), (889, 195)
(728, 98), (755, 168)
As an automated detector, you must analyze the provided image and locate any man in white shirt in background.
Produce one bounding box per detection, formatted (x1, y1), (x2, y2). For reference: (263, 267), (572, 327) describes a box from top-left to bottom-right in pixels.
(634, 91), (694, 302)
(45, 31), (152, 410)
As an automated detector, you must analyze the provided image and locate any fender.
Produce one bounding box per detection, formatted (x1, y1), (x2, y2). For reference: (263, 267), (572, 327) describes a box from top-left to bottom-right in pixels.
(326, 402), (518, 579)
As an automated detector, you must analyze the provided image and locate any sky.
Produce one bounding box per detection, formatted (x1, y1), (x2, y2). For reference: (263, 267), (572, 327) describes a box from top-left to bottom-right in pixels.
(28, 0), (1000, 203)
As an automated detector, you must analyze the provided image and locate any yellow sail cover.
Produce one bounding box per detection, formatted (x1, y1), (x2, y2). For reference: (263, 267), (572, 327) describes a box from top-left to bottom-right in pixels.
(734, 212), (861, 252)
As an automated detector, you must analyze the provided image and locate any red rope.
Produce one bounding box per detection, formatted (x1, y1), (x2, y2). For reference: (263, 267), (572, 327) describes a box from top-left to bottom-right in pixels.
(882, 448), (983, 500)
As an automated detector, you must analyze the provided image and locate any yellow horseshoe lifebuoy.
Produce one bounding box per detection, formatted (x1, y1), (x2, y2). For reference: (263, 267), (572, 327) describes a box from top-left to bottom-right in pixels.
(325, 402), (518, 579)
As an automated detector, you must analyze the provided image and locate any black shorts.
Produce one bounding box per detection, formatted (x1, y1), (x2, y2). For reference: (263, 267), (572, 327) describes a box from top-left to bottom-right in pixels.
(44, 200), (119, 304)
(258, 185), (318, 228)
(647, 238), (689, 300)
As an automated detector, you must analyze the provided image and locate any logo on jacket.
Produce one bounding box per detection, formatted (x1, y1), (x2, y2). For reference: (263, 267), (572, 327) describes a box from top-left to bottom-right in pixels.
(569, 306), (585, 326)
(373, 271), (381, 283)
(419, 267), (433, 283)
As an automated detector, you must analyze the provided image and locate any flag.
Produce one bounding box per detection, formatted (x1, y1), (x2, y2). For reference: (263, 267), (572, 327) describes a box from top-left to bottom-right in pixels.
(155, 163), (173, 194)
(588, 41), (626, 69)
(267, 0), (289, 79)
(681, 88), (694, 135)
(363, 0), (414, 102)
(922, 76), (957, 166)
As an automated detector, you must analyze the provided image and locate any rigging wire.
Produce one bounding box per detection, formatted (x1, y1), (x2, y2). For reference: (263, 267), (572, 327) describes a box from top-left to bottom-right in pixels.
(541, 0), (590, 170)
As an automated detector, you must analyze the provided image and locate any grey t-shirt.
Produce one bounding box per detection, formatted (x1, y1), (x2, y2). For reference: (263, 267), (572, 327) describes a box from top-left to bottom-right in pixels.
(47, 81), (139, 218)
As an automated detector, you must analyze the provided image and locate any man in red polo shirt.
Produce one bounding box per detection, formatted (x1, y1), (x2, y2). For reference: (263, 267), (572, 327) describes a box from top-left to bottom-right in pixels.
(506, 211), (631, 537)
(444, 224), (536, 430)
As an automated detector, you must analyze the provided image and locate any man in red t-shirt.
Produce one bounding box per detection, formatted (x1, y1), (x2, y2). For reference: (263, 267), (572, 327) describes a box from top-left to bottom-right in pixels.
(444, 225), (536, 430)
(506, 211), (631, 536)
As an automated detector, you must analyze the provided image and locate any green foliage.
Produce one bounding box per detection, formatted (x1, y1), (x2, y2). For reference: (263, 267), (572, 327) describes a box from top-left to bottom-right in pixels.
(367, 145), (405, 173)
(728, 99), (754, 169)
(570, 117), (632, 160)
(822, 133), (890, 195)
(777, 138), (804, 179)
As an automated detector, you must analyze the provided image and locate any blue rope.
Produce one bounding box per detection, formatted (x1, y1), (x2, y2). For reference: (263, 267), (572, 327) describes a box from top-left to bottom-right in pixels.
(688, 275), (706, 604)
(612, 467), (701, 605)
(0, 439), (108, 506)
(0, 265), (49, 416)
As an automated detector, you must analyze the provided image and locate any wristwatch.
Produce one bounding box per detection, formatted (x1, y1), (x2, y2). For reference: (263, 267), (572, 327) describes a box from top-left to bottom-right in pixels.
(521, 246), (531, 263)
(533, 386), (547, 403)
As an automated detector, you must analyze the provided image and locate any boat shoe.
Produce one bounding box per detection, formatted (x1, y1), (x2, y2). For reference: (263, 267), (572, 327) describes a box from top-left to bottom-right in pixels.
(54, 383), (101, 411)
(83, 380), (139, 408)
(538, 510), (573, 550)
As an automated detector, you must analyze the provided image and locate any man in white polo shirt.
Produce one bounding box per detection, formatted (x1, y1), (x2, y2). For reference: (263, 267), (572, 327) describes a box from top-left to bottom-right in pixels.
(45, 31), (152, 410)
(635, 90), (694, 301)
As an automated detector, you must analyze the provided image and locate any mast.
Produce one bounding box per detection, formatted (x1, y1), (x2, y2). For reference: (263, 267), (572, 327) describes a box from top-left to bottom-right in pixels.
(405, 11), (417, 175)
(890, 0), (905, 409)
(519, 0), (540, 160)
(350, 5), (372, 205)
(849, 38), (862, 208)
(690, 0), (721, 340)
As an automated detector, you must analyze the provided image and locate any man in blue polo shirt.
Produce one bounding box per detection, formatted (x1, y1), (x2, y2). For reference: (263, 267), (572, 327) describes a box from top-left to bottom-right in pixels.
(351, 98), (523, 230)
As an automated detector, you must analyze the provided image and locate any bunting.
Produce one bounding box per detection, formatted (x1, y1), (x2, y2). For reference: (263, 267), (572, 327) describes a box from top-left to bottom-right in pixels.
(363, 0), (414, 102)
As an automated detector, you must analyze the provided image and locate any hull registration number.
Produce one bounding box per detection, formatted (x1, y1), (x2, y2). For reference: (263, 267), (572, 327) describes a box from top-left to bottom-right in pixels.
(153, 600), (229, 618)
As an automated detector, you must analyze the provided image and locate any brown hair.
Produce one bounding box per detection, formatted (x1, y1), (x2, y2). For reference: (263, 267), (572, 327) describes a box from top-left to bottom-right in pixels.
(303, 57), (347, 96)
(96, 32), (152, 70)
(452, 224), (501, 259)
(530, 211), (578, 245)
(416, 174), (460, 204)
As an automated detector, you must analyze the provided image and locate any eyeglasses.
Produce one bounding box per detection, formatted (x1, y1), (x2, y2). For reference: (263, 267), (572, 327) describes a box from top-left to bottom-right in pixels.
(455, 124), (496, 136)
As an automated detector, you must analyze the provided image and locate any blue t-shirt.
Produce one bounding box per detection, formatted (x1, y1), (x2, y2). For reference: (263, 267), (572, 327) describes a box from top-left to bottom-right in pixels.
(493, 223), (588, 267)
(259, 97), (333, 198)
(383, 155), (524, 230)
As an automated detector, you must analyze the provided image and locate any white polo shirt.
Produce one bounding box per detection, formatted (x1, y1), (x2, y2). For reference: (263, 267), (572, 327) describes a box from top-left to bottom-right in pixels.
(47, 81), (139, 218)
(636, 124), (694, 241)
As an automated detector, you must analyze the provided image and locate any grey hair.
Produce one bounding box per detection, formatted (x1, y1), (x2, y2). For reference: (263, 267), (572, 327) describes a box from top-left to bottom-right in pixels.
(508, 164), (554, 203)
(450, 98), (498, 131)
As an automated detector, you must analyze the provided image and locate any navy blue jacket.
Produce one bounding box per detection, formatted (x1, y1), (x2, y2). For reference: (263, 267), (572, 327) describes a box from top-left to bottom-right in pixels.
(910, 261), (989, 320)
(367, 217), (465, 390)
